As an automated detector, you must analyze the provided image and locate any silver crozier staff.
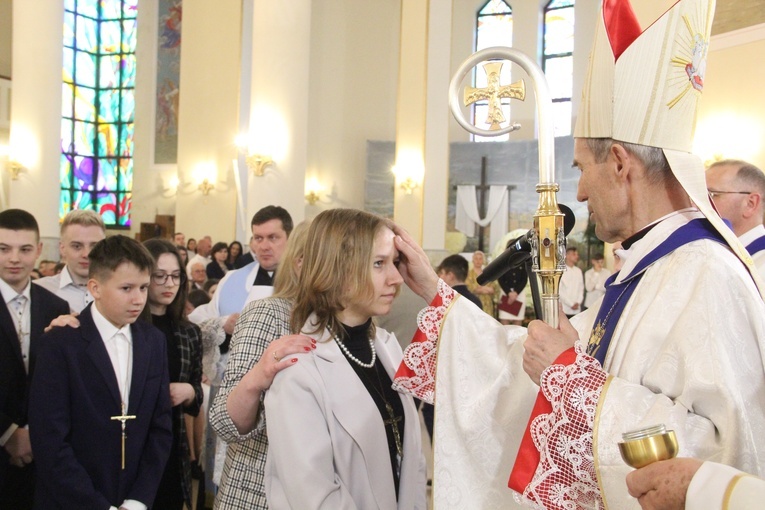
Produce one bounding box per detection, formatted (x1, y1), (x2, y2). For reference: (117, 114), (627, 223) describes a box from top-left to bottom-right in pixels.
(448, 46), (566, 328)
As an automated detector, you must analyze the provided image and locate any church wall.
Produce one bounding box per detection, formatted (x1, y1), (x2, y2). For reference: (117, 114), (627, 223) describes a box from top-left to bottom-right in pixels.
(0, 0), (11, 78)
(173, 0), (240, 243)
(305, 0), (401, 214)
(696, 25), (765, 170)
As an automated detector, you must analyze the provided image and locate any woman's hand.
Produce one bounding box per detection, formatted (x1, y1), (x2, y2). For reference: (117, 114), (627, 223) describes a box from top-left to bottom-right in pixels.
(244, 334), (316, 393)
(169, 382), (196, 407)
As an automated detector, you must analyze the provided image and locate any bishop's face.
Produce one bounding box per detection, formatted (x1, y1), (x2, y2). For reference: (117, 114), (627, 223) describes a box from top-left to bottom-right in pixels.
(574, 139), (631, 243)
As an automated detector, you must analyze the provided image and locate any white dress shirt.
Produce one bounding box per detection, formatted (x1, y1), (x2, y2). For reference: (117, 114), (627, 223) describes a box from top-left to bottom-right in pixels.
(34, 265), (93, 313)
(89, 305), (145, 510)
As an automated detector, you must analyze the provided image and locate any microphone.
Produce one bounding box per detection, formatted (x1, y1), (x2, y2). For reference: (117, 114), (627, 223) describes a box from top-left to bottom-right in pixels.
(476, 204), (576, 285)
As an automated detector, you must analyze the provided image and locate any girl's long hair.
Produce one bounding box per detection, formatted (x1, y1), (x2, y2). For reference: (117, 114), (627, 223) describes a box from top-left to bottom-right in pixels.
(290, 208), (388, 340)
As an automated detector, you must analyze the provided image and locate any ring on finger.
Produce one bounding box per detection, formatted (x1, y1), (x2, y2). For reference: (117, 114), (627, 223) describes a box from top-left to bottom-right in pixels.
(273, 351), (281, 362)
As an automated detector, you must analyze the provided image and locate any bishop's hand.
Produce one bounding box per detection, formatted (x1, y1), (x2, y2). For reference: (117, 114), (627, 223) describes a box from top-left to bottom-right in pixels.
(523, 309), (578, 385)
(391, 224), (439, 303)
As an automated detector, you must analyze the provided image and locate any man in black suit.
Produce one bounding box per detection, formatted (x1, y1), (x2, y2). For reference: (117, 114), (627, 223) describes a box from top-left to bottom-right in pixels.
(0, 209), (70, 510)
(28, 235), (173, 509)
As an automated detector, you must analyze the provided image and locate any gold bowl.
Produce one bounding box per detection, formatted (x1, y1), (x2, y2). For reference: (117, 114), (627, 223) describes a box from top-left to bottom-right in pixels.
(618, 429), (678, 469)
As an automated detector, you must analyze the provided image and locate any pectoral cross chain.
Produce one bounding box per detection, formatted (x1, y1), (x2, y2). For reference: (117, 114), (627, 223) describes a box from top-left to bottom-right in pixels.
(383, 402), (403, 459)
(111, 402), (136, 469)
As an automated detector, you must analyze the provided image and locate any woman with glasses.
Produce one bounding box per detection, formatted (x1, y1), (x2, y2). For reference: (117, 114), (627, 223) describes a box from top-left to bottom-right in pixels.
(142, 239), (204, 510)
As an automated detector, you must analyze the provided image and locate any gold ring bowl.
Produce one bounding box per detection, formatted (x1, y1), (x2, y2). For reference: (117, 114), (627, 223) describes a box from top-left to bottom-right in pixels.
(618, 430), (678, 469)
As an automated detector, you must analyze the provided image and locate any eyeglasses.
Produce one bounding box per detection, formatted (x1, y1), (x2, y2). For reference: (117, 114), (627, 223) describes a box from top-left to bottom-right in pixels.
(708, 190), (752, 199)
(151, 272), (186, 285)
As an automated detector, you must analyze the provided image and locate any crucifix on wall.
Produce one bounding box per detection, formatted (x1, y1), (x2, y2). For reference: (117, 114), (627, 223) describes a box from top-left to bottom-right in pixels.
(454, 156), (516, 253)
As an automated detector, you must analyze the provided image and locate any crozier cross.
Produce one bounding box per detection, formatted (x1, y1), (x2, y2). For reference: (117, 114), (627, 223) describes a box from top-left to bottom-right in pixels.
(464, 61), (525, 130)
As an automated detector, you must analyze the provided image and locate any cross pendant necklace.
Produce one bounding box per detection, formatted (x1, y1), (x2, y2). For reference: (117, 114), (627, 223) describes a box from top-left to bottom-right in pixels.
(110, 402), (136, 469)
(383, 402), (404, 459)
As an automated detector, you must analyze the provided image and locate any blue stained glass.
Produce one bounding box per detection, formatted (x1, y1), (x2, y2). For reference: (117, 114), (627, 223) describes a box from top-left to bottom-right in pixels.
(63, 13), (76, 47)
(120, 124), (134, 155)
(98, 89), (120, 122)
(121, 90), (135, 122)
(73, 121), (96, 155)
(62, 84), (74, 118)
(98, 124), (118, 156)
(76, 0), (99, 19)
(123, 20), (137, 49)
(547, 0), (574, 8)
(100, 21), (122, 54)
(479, 0), (511, 15)
(62, 0), (137, 227)
(544, 6), (575, 56)
(74, 50), (97, 88)
(123, 0), (139, 18)
(121, 56), (136, 88)
(120, 159), (133, 189)
(76, 17), (98, 53)
(546, 56), (573, 98)
(73, 156), (95, 188)
(61, 119), (74, 154)
(98, 159), (118, 190)
(99, 55), (118, 88)
(60, 153), (73, 187)
(101, 0), (121, 19)
(74, 86), (96, 121)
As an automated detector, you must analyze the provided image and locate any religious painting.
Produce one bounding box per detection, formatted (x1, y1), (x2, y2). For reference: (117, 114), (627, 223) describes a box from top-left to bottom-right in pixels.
(154, 0), (182, 165)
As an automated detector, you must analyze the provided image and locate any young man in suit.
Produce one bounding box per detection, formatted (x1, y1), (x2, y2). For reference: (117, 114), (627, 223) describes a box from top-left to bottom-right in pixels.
(28, 235), (173, 510)
(0, 209), (70, 510)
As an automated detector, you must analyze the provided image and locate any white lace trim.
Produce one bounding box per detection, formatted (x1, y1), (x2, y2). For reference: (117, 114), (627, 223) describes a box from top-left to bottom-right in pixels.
(391, 280), (455, 404)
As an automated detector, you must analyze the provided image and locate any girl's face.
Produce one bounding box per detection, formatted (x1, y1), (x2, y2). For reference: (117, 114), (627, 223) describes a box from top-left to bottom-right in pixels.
(214, 248), (228, 263)
(148, 253), (182, 312)
(230, 243), (241, 259)
(340, 227), (403, 325)
(188, 239), (197, 251)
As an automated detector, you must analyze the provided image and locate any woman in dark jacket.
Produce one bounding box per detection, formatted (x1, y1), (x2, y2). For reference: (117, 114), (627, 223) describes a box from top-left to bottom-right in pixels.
(142, 239), (204, 510)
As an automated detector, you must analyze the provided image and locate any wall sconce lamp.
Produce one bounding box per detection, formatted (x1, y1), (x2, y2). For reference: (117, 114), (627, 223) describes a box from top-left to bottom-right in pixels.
(246, 154), (274, 177)
(399, 177), (418, 195)
(7, 160), (24, 180)
(305, 190), (320, 205)
(198, 178), (215, 195)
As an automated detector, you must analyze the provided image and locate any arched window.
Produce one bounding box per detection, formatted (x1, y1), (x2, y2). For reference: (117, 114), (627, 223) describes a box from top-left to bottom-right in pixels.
(61, 0), (137, 227)
(474, 0), (513, 142)
(542, 0), (575, 137)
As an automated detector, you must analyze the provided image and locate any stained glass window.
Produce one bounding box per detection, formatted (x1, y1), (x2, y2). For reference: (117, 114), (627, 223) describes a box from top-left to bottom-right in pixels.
(543, 0), (575, 137)
(474, 0), (513, 142)
(61, 0), (138, 228)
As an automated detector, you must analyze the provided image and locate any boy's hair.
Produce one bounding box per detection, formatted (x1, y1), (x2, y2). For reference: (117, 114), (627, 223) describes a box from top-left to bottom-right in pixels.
(591, 252), (605, 261)
(88, 235), (155, 281)
(60, 209), (105, 235)
(187, 289), (210, 308)
(203, 278), (220, 294)
(141, 239), (189, 323)
(251, 205), (294, 236)
(0, 209), (40, 240)
(436, 254), (469, 283)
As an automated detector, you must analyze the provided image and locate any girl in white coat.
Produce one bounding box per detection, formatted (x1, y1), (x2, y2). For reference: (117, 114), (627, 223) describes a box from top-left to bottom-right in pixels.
(264, 208), (427, 509)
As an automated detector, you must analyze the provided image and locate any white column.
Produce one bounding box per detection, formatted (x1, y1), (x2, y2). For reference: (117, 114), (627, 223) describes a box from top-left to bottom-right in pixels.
(422, 0), (452, 250)
(243, 0), (311, 226)
(9, 0), (63, 238)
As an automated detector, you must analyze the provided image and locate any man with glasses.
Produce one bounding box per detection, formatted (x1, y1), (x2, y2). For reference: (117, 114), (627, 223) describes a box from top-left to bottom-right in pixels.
(706, 159), (765, 275)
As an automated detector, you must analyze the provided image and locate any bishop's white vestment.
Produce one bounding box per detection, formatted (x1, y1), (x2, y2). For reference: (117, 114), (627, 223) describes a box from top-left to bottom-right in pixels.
(394, 210), (765, 509)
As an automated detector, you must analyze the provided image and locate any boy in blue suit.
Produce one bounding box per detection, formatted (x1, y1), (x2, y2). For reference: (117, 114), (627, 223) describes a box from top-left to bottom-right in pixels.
(29, 235), (172, 510)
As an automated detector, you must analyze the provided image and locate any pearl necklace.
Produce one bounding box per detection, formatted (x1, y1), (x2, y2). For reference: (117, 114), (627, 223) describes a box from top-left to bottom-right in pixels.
(332, 330), (376, 369)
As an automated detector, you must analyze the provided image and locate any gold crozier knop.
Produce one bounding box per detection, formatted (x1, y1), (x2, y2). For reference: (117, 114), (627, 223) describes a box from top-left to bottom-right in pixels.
(464, 61), (526, 130)
(111, 402), (136, 470)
